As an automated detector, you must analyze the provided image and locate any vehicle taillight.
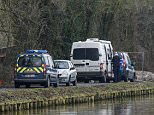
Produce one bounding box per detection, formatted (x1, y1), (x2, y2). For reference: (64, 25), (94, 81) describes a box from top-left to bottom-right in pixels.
(43, 64), (47, 74)
(123, 59), (126, 67)
(100, 63), (104, 71)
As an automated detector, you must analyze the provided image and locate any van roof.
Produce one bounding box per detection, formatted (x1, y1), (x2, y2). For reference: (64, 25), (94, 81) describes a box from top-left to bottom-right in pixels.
(99, 40), (111, 44)
(73, 38), (111, 45)
(73, 38), (111, 44)
(18, 53), (50, 57)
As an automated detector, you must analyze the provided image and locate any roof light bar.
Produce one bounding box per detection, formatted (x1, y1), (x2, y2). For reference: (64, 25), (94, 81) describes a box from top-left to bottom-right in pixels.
(26, 50), (48, 54)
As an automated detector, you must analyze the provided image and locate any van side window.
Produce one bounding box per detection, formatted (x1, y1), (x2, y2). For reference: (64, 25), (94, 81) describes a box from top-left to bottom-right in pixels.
(108, 44), (112, 59)
(104, 45), (107, 61)
(107, 49), (111, 59)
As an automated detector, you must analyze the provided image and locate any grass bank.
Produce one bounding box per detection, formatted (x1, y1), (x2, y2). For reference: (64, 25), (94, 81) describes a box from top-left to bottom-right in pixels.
(0, 82), (154, 112)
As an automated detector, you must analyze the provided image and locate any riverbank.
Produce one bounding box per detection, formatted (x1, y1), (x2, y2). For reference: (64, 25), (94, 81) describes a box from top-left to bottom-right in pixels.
(0, 81), (154, 112)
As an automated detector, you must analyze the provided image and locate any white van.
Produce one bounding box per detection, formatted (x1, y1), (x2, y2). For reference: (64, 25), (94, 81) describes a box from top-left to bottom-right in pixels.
(70, 38), (113, 83)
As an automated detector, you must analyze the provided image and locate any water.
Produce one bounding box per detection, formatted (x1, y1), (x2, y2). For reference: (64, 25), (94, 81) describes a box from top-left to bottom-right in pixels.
(2, 95), (154, 115)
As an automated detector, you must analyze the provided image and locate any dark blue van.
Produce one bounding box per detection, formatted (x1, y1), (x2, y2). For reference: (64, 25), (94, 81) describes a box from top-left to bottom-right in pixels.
(14, 50), (59, 88)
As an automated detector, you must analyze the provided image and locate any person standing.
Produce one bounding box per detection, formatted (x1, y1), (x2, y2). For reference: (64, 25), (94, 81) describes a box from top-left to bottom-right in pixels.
(118, 52), (124, 81)
(112, 52), (120, 82)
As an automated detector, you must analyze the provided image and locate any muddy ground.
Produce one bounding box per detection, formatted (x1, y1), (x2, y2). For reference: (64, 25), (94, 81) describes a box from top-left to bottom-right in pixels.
(136, 71), (154, 81)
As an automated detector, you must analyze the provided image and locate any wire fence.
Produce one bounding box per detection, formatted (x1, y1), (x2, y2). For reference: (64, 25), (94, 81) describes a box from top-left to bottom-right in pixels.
(123, 52), (145, 79)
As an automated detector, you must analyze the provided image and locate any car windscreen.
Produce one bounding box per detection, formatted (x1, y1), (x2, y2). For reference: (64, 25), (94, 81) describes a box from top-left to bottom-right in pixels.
(18, 56), (42, 67)
(73, 48), (99, 61)
(54, 61), (69, 69)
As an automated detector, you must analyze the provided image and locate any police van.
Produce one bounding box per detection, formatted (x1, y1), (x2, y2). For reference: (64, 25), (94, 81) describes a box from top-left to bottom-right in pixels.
(14, 50), (59, 88)
(70, 38), (113, 83)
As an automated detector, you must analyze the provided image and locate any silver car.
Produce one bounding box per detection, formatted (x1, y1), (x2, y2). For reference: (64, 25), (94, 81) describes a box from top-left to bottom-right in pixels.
(54, 60), (77, 86)
(122, 53), (136, 82)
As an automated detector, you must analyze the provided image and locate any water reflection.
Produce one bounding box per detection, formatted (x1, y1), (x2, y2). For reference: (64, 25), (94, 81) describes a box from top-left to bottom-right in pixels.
(2, 95), (154, 115)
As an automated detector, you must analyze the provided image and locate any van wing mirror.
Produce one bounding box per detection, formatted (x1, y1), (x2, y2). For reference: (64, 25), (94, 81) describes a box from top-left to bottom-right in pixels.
(70, 54), (73, 57)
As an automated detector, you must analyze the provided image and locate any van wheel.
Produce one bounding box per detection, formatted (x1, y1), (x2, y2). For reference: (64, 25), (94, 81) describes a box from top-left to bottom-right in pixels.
(44, 77), (50, 88)
(99, 76), (106, 83)
(84, 80), (89, 83)
(124, 75), (128, 82)
(130, 79), (134, 82)
(106, 79), (110, 83)
(15, 82), (20, 88)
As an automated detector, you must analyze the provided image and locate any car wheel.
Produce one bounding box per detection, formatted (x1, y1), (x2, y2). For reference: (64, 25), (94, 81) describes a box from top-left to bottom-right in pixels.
(134, 73), (137, 80)
(66, 75), (71, 86)
(53, 77), (59, 87)
(124, 71), (129, 82)
(72, 79), (77, 86)
(15, 82), (20, 88)
(130, 79), (134, 82)
(66, 81), (71, 86)
(44, 77), (50, 88)
(124, 75), (128, 82)
(53, 83), (59, 87)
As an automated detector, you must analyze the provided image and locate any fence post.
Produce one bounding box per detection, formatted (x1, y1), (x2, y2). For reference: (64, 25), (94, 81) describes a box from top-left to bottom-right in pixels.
(142, 52), (144, 80)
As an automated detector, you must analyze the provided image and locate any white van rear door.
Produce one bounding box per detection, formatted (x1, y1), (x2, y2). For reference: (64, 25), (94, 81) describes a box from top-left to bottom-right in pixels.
(72, 48), (100, 72)
(84, 48), (100, 72)
(84, 43), (101, 72)
(72, 48), (87, 72)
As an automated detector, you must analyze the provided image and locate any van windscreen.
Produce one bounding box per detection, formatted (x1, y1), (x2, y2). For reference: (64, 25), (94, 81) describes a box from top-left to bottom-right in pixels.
(73, 48), (99, 61)
(18, 56), (42, 67)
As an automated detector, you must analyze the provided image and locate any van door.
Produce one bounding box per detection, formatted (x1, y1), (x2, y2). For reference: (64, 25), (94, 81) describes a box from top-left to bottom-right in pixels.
(17, 55), (44, 78)
(73, 48), (86, 72)
(73, 48), (100, 73)
(108, 44), (113, 77)
(104, 44), (113, 77)
(84, 48), (100, 72)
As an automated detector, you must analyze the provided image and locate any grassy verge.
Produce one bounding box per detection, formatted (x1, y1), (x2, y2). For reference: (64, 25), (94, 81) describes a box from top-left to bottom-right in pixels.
(0, 81), (154, 112)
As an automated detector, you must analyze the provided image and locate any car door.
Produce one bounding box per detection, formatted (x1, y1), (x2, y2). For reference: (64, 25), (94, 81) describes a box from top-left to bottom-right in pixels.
(45, 56), (57, 79)
(126, 55), (134, 79)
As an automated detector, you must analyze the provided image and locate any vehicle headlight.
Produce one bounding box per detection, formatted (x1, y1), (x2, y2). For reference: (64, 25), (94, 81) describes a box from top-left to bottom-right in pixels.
(61, 71), (68, 77)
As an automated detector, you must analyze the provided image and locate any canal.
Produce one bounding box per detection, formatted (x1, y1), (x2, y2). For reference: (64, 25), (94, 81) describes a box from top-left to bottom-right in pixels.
(1, 95), (154, 115)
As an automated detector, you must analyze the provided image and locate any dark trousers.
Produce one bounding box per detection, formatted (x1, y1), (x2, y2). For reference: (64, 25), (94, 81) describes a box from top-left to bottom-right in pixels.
(113, 67), (119, 82)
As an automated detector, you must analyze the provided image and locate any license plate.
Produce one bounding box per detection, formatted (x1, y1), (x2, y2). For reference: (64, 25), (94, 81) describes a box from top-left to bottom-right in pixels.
(25, 75), (35, 77)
